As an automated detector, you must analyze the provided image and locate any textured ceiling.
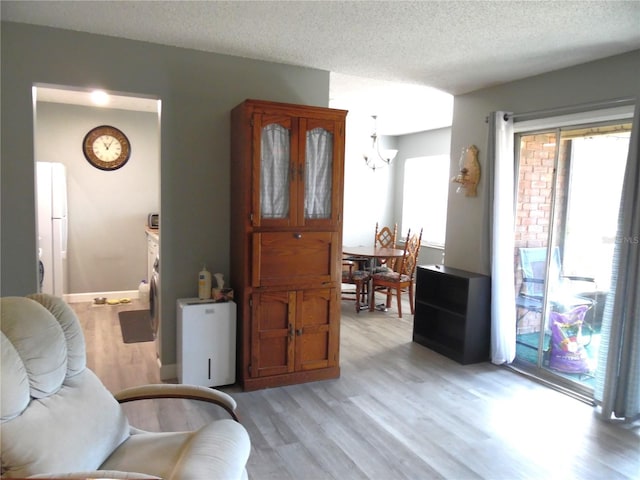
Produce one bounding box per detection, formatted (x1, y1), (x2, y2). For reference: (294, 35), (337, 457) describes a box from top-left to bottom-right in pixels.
(3, 0), (640, 134)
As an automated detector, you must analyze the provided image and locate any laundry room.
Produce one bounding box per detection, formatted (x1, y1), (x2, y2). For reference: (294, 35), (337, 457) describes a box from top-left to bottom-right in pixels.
(34, 86), (160, 301)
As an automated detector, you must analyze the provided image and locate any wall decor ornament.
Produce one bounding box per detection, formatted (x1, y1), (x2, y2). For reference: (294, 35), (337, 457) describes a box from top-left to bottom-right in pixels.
(451, 144), (480, 196)
(83, 125), (131, 171)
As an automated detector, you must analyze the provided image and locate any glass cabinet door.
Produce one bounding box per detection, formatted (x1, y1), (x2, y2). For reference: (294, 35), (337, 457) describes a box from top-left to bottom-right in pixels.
(304, 127), (333, 219)
(300, 118), (342, 227)
(261, 123), (290, 218)
(253, 114), (298, 227)
(254, 114), (342, 228)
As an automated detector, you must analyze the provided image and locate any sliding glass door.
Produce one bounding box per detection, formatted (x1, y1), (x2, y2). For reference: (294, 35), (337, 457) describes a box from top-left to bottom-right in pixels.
(514, 121), (631, 396)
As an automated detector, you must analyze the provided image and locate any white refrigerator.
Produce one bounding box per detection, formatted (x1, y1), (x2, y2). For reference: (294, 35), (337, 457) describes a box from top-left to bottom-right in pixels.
(37, 162), (68, 297)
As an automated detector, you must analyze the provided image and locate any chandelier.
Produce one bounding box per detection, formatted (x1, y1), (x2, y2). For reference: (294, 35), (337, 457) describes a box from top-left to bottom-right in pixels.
(363, 115), (398, 171)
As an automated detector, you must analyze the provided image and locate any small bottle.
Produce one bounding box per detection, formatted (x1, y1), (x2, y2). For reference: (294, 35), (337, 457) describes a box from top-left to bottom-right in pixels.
(198, 265), (212, 300)
(138, 280), (150, 303)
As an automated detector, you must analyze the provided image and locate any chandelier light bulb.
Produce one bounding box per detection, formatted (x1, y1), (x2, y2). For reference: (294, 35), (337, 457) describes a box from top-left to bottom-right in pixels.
(364, 115), (397, 171)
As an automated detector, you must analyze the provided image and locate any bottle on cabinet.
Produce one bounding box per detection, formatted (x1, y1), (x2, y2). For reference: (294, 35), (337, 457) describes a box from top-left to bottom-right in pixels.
(198, 265), (212, 300)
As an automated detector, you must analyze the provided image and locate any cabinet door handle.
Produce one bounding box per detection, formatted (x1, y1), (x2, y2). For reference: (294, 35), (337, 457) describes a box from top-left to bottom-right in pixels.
(208, 358), (211, 380)
(294, 233), (302, 239)
(296, 328), (303, 336)
(288, 323), (294, 339)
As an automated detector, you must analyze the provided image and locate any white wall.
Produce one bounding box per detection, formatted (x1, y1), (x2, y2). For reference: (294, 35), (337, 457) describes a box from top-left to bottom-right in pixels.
(393, 127), (451, 266)
(35, 102), (159, 293)
(332, 108), (397, 246)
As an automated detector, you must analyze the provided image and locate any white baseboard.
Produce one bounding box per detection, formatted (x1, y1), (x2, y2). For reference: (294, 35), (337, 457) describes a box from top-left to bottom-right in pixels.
(159, 360), (177, 382)
(64, 290), (139, 304)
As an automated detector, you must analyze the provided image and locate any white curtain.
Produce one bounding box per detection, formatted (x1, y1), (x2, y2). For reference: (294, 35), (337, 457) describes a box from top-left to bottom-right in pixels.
(305, 128), (333, 219)
(486, 112), (517, 364)
(595, 104), (640, 421)
(261, 124), (290, 219)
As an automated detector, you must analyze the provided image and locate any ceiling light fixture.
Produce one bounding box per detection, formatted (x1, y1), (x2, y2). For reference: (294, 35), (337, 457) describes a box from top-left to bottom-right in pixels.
(90, 90), (110, 106)
(363, 115), (398, 171)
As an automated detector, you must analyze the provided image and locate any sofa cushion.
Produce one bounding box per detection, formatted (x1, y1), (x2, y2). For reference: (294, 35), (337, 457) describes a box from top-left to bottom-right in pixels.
(0, 297), (130, 478)
(169, 419), (251, 480)
(0, 332), (30, 421)
(27, 294), (86, 377)
(100, 430), (193, 478)
(1, 369), (130, 478)
(0, 297), (67, 398)
(101, 420), (250, 480)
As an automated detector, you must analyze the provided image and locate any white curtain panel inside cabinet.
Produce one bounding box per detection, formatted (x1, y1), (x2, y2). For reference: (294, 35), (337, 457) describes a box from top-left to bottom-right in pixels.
(261, 124), (290, 218)
(305, 128), (333, 219)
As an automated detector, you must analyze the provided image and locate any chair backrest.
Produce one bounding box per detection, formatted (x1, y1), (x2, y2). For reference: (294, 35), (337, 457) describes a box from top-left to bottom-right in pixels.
(374, 222), (398, 269)
(374, 222), (397, 249)
(1, 294), (130, 478)
(397, 228), (423, 278)
(519, 246), (562, 296)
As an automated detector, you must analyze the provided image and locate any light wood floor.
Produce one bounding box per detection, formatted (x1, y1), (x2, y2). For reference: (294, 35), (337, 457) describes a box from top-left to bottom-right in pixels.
(73, 294), (640, 480)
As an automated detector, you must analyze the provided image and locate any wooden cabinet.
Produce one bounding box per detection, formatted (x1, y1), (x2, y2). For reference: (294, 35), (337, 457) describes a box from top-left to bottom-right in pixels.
(250, 288), (339, 378)
(413, 265), (491, 365)
(230, 99), (347, 390)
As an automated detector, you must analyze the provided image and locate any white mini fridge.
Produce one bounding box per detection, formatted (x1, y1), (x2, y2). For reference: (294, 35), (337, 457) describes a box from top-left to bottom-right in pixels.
(177, 298), (236, 387)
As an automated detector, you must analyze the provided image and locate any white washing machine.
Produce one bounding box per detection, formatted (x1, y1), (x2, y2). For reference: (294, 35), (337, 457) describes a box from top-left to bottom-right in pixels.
(150, 254), (161, 360)
(177, 298), (236, 387)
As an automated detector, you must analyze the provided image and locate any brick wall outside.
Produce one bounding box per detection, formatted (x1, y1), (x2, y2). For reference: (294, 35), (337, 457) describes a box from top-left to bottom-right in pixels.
(515, 134), (568, 334)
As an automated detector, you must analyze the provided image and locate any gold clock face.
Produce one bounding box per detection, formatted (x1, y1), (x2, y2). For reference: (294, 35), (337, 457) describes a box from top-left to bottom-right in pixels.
(83, 125), (131, 170)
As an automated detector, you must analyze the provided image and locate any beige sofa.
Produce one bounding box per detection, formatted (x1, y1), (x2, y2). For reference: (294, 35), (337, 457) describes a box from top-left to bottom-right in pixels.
(0, 294), (250, 479)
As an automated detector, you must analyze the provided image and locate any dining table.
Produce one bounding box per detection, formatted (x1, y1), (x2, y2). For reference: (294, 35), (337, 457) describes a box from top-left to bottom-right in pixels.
(342, 245), (406, 310)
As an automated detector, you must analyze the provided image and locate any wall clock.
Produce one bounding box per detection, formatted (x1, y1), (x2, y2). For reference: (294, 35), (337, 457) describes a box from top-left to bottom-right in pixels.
(82, 125), (131, 171)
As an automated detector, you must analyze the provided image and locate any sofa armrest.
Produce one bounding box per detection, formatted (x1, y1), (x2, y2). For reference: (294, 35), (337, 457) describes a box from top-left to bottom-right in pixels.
(114, 384), (239, 422)
(29, 470), (161, 479)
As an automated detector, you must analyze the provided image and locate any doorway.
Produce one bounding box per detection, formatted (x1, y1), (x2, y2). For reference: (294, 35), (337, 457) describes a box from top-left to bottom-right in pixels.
(33, 84), (161, 300)
(513, 120), (631, 397)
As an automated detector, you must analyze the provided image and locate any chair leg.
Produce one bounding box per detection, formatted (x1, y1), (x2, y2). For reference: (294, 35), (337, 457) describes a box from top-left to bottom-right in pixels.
(409, 282), (415, 315)
(362, 280), (369, 305)
(369, 285), (375, 311)
(396, 286), (402, 318)
(355, 281), (362, 313)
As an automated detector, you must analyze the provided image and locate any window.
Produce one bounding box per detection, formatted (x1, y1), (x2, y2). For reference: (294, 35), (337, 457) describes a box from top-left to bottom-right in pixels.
(401, 155), (449, 246)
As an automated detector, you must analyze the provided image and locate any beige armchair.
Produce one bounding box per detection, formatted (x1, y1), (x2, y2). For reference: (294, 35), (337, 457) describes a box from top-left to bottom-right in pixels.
(0, 294), (250, 479)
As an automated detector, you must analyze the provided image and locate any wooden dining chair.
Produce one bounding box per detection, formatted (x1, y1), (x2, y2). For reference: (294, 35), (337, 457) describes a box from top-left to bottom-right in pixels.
(373, 222), (398, 272)
(369, 228), (422, 318)
(341, 258), (370, 313)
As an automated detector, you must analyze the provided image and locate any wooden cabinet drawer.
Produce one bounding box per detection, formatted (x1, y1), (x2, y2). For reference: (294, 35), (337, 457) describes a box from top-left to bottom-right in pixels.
(252, 231), (338, 287)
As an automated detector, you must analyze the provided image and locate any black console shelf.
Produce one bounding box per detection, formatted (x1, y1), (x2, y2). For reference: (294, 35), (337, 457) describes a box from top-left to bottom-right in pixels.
(413, 265), (490, 364)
